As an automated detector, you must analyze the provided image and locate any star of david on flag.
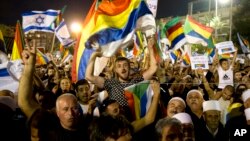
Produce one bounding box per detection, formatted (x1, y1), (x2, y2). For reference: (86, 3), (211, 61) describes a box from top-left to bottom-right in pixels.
(22, 9), (59, 34)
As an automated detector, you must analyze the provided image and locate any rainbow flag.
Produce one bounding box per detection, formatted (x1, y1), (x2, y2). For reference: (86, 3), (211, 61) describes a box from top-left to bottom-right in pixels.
(169, 49), (182, 63)
(163, 17), (186, 50)
(124, 80), (153, 120)
(36, 49), (49, 65)
(133, 31), (144, 56)
(11, 21), (24, 60)
(184, 15), (214, 48)
(182, 52), (191, 65)
(219, 53), (232, 59)
(72, 0), (155, 82)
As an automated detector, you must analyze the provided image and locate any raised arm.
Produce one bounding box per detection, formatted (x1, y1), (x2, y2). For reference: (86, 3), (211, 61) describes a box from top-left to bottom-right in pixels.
(18, 40), (40, 118)
(131, 80), (160, 132)
(142, 36), (158, 80)
(230, 47), (238, 68)
(85, 50), (105, 89)
(197, 68), (220, 100)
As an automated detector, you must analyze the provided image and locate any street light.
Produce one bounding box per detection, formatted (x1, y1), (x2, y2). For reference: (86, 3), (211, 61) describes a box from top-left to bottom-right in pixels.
(70, 22), (82, 37)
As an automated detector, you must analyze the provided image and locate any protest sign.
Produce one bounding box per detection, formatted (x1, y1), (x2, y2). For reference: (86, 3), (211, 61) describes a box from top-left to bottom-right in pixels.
(215, 41), (235, 55)
(190, 55), (209, 70)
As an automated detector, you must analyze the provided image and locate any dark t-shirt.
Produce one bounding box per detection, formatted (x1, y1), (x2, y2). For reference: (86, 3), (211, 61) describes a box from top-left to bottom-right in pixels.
(103, 76), (144, 106)
(29, 109), (89, 141)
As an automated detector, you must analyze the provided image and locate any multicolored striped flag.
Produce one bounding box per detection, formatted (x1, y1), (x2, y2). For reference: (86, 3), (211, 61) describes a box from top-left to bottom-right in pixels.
(11, 21), (24, 61)
(169, 49), (182, 63)
(163, 17), (186, 50)
(219, 53), (233, 59)
(182, 52), (191, 66)
(133, 31), (144, 56)
(184, 15), (214, 48)
(124, 80), (154, 120)
(36, 49), (49, 65)
(72, 0), (156, 82)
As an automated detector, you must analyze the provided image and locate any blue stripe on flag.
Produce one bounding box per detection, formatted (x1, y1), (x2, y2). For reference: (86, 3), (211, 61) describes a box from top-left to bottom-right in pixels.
(170, 33), (186, 49)
(23, 26), (54, 33)
(187, 30), (211, 45)
(140, 92), (147, 117)
(22, 10), (58, 16)
(0, 68), (10, 77)
(78, 48), (94, 80)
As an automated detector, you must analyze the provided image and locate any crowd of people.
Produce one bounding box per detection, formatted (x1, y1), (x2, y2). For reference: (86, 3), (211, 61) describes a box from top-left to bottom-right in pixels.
(0, 35), (250, 141)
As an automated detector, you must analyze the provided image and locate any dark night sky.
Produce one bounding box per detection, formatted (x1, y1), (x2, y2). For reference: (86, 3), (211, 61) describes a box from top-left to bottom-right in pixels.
(0, 0), (190, 26)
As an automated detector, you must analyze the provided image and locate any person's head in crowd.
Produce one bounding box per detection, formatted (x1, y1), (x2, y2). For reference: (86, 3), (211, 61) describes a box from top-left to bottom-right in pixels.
(156, 67), (167, 83)
(89, 115), (133, 141)
(183, 75), (193, 89)
(233, 84), (247, 103)
(165, 97), (186, 118)
(38, 65), (47, 77)
(59, 77), (72, 92)
(35, 90), (56, 110)
(47, 66), (55, 77)
(56, 94), (81, 130)
(242, 89), (250, 109)
(202, 100), (221, 133)
(169, 78), (185, 95)
(52, 75), (60, 85)
(221, 85), (234, 101)
(0, 96), (18, 112)
(114, 56), (130, 82)
(233, 60), (241, 71)
(186, 89), (204, 113)
(64, 64), (71, 73)
(0, 90), (15, 99)
(173, 113), (195, 141)
(234, 70), (243, 82)
(219, 58), (230, 71)
(58, 67), (65, 77)
(76, 79), (91, 105)
(100, 98), (120, 117)
(155, 117), (183, 141)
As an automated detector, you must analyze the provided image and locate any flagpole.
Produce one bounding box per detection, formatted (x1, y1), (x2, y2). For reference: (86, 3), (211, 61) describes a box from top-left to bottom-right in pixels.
(50, 32), (56, 53)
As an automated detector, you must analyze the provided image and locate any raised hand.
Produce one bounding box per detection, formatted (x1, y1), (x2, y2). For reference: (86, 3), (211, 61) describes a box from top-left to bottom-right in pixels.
(150, 80), (160, 97)
(22, 40), (36, 66)
(147, 36), (155, 48)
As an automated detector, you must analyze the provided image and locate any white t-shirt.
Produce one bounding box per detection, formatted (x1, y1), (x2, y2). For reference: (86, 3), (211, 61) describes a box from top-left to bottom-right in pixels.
(79, 103), (100, 117)
(218, 66), (234, 89)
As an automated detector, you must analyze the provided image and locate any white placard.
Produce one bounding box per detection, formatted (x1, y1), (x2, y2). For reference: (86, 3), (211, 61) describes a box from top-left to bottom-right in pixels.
(190, 56), (209, 70)
(215, 41), (235, 55)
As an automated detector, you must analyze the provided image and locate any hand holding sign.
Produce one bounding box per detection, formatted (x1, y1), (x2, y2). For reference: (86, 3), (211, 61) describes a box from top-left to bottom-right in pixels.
(215, 41), (235, 55)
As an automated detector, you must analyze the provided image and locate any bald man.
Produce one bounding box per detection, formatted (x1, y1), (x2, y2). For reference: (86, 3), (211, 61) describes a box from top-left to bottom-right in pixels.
(18, 42), (90, 141)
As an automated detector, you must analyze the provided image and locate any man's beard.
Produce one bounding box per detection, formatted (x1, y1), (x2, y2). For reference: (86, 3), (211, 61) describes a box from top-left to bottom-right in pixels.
(116, 71), (129, 81)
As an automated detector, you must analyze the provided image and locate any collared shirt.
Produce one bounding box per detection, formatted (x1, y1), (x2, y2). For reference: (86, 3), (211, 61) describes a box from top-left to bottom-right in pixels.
(104, 76), (144, 106)
(206, 125), (218, 137)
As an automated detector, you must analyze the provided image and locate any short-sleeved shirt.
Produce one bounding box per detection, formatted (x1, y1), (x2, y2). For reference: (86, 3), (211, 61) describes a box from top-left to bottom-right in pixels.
(104, 76), (144, 106)
(29, 109), (89, 141)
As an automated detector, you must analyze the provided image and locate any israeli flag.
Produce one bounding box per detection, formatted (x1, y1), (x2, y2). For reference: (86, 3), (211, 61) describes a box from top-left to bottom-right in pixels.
(0, 60), (23, 94)
(55, 20), (75, 47)
(22, 9), (59, 34)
